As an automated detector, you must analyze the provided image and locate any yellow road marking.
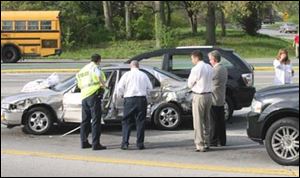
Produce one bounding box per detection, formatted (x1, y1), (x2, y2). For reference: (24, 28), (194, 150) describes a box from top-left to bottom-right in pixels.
(1, 67), (299, 73)
(1, 149), (299, 177)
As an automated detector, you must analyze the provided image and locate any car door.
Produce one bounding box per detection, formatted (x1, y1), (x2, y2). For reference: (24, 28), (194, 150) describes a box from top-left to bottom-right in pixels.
(62, 70), (116, 123)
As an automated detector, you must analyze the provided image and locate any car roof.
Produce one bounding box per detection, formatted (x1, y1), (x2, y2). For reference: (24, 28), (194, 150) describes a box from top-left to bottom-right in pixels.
(102, 63), (155, 71)
(126, 46), (234, 63)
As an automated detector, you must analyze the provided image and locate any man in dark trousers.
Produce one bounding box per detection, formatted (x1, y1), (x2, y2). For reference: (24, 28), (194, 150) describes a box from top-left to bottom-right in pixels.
(208, 50), (228, 146)
(76, 54), (107, 150)
(116, 60), (153, 150)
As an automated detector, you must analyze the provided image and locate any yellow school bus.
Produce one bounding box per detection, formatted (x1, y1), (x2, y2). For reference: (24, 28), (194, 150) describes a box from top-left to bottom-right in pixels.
(1, 11), (62, 63)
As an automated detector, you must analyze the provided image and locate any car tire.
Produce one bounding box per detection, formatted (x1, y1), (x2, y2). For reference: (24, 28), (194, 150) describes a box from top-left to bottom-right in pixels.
(265, 117), (299, 166)
(1, 45), (21, 63)
(23, 107), (54, 135)
(225, 98), (234, 121)
(154, 103), (182, 130)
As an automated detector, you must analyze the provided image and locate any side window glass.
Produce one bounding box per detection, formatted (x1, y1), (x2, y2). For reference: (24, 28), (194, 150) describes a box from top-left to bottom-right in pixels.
(141, 70), (160, 88)
(15, 21), (26, 31)
(41, 20), (52, 30)
(28, 21), (39, 30)
(139, 55), (164, 69)
(171, 54), (193, 70)
(220, 56), (234, 68)
(2, 21), (13, 31)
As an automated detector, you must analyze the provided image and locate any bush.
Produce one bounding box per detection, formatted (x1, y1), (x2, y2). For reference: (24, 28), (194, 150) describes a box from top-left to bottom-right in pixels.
(132, 13), (154, 40)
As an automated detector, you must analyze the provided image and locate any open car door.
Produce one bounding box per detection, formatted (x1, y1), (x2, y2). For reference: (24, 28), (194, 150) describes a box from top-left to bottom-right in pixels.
(62, 71), (117, 123)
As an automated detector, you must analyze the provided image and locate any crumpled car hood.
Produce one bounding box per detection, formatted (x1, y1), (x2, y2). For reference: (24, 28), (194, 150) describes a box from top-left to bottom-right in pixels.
(1, 90), (60, 104)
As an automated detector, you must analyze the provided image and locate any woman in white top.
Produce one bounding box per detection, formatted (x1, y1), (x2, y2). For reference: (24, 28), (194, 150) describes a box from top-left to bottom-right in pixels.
(273, 49), (294, 85)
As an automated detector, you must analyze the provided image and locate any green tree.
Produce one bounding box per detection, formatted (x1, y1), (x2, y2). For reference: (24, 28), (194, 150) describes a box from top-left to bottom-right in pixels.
(224, 1), (266, 36)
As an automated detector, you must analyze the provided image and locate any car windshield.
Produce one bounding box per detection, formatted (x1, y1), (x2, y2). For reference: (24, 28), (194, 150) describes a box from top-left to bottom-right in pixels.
(51, 76), (76, 92)
(153, 67), (185, 81)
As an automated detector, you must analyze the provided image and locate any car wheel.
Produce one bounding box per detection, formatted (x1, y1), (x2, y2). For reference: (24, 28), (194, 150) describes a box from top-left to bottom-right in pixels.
(23, 107), (54, 135)
(265, 117), (299, 166)
(224, 98), (234, 121)
(154, 103), (182, 130)
(2, 46), (21, 63)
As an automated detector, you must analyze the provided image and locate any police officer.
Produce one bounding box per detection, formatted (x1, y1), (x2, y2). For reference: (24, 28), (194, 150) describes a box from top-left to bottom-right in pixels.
(76, 54), (107, 150)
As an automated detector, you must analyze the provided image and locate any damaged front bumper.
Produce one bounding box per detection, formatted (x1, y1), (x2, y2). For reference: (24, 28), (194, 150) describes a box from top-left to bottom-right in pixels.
(1, 108), (23, 127)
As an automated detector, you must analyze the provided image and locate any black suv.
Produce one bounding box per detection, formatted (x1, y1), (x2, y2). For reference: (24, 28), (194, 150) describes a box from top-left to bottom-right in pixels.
(127, 46), (256, 120)
(247, 84), (299, 165)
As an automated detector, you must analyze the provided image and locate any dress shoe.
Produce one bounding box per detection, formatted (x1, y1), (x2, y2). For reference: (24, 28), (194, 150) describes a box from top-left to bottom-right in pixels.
(81, 142), (92, 149)
(92, 144), (107, 150)
(121, 145), (129, 150)
(138, 146), (145, 150)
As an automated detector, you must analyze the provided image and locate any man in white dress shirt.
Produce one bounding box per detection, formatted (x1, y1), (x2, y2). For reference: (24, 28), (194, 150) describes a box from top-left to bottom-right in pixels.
(188, 51), (214, 152)
(116, 61), (153, 150)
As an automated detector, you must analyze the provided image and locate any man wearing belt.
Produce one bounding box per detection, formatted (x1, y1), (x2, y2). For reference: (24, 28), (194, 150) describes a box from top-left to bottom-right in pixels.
(116, 61), (153, 150)
(188, 51), (213, 152)
(208, 50), (228, 147)
(76, 54), (107, 151)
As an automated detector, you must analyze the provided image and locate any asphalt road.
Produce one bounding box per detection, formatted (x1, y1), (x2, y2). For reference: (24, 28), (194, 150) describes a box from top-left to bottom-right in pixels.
(1, 71), (299, 177)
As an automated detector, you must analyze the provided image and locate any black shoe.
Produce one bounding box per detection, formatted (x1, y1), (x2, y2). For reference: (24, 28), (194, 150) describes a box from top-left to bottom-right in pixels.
(220, 142), (226, 146)
(220, 140), (227, 146)
(121, 145), (129, 150)
(138, 146), (145, 150)
(81, 142), (92, 149)
(210, 143), (219, 147)
(92, 144), (107, 151)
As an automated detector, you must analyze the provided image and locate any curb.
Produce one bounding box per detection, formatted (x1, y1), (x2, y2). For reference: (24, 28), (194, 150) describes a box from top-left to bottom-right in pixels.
(1, 67), (299, 74)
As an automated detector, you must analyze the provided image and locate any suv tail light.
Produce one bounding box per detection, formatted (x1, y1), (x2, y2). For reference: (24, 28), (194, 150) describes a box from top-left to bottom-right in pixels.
(242, 73), (254, 87)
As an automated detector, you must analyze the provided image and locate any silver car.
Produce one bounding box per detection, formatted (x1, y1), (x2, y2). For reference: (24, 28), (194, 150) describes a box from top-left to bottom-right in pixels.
(279, 23), (298, 33)
(1, 64), (193, 135)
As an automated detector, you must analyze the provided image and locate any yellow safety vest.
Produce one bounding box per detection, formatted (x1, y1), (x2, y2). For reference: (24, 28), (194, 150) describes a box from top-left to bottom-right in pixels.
(76, 62), (106, 99)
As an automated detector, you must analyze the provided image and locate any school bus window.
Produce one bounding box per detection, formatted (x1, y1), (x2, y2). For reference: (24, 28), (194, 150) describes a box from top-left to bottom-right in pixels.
(15, 21), (26, 31)
(2, 21), (13, 31)
(42, 40), (58, 48)
(41, 20), (52, 30)
(28, 21), (39, 31)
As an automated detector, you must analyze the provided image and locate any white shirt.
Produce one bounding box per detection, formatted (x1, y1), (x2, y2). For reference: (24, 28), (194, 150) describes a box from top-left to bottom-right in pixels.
(117, 68), (153, 98)
(188, 61), (213, 93)
(273, 60), (293, 85)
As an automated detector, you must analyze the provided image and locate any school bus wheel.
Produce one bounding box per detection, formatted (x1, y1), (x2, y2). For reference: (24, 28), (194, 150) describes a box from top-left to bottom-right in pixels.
(1, 45), (21, 63)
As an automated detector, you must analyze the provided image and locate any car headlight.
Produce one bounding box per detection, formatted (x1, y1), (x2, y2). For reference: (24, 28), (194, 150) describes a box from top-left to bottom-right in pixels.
(251, 99), (263, 113)
(1, 103), (10, 110)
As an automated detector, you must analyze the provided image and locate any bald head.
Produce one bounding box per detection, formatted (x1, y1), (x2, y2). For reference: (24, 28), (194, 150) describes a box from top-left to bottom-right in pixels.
(130, 60), (139, 69)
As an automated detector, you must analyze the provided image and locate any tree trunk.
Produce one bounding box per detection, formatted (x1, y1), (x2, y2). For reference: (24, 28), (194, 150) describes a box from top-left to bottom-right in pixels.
(206, 2), (216, 45)
(161, 1), (166, 26)
(103, 1), (113, 31)
(221, 9), (226, 37)
(154, 1), (163, 48)
(125, 1), (132, 39)
(166, 1), (172, 27)
(192, 15), (197, 34)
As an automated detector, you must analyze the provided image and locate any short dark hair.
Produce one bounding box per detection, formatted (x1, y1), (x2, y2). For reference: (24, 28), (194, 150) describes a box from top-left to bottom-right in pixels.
(91, 54), (101, 63)
(191, 51), (203, 61)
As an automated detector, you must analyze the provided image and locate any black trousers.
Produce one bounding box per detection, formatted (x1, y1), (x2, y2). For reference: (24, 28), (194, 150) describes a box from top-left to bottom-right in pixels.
(210, 105), (227, 146)
(122, 96), (147, 147)
(81, 92), (102, 147)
